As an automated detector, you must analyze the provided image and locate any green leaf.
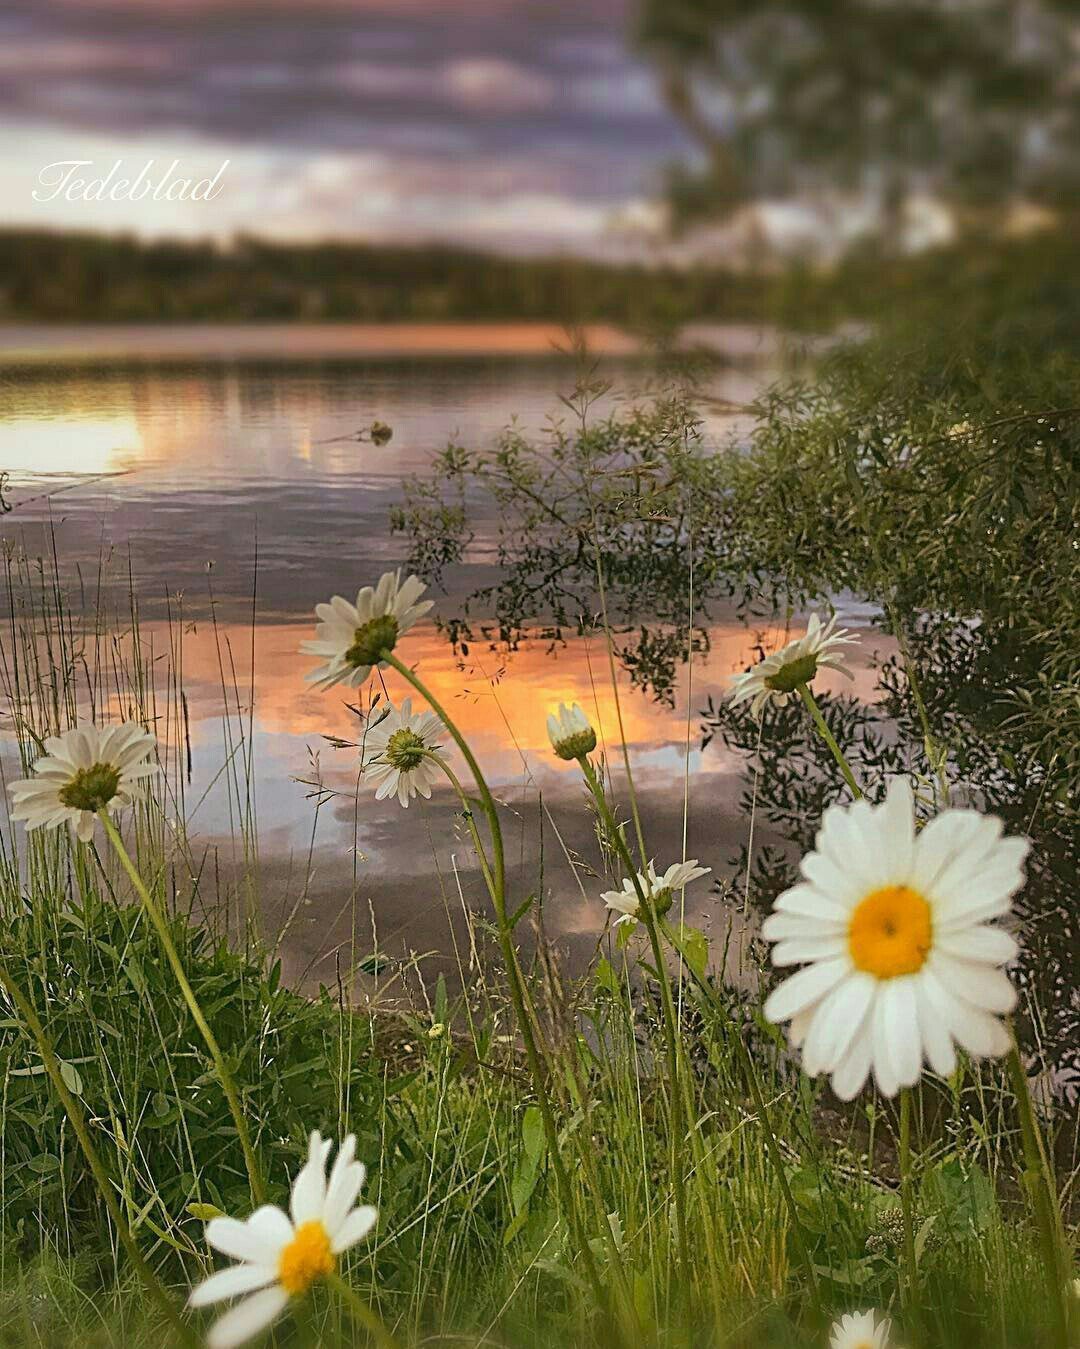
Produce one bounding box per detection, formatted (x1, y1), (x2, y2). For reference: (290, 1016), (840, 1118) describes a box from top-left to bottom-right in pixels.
(59, 1061), (83, 1096)
(187, 1203), (226, 1222)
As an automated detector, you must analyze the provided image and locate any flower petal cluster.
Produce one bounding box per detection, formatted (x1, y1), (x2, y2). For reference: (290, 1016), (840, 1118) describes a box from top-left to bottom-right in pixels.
(601, 859), (710, 928)
(730, 612), (857, 716)
(8, 722), (159, 842)
(189, 1132), (377, 1349)
(302, 571), (433, 693)
(763, 777), (1026, 1099)
(361, 697), (444, 808)
(546, 702), (597, 760)
(829, 1309), (894, 1349)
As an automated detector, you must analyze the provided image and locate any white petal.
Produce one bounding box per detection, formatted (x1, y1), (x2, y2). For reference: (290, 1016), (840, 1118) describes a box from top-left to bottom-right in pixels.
(206, 1287), (290, 1349)
(772, 883), (850, 924)
(926, 953), (1017, 1015)
(877, 777), (915, 882)
(830, 1021), (875, 1100)
(871, 976), (922, 1097)
(764, 957), (851, 1024)
(762, 911), (845, 941)
(919, 968), (1012, 1060)
(189, 1264), (278, 1308)
(771, 935), (847, 966)
(206, 1212), (290, 1266)
(324, 1140), (365, 1239)
(914, 977), (957, 1078)
(291, 1134), (330, 1226)
(934, 924), (1018, 965)
(330, 1205), (378, 1254)
(801, 972), (876, 1077)
(801, 852), (863, 909)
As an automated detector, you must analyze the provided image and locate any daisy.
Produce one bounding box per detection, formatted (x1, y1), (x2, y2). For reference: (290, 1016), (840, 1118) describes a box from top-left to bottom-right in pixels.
(360, 697), (443, 808)
(301, 570), (433, 693)
(7, 722), (159, 843)
(829, 1309), (893, 1349)
(762, 777), (1027, 1100)
(546, 702), (597, 760)
(189, 1131), (377, 1349)
(730, 611), (857, 716)
(601, 859), (710, 928)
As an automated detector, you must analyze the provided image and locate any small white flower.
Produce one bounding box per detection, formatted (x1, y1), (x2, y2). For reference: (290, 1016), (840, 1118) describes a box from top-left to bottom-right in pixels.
(7, 722), (159, 843)
(829, 1309), (893, 1349)
(601, 859), (710, 929)
(360, 697), (443, 808)
(301, 570), (433, 693)
(730, 612), (857, 716)
(763, 777), (1027, 1100)
(546, 702), (597, 760)
(189, 1131), (377, 1349)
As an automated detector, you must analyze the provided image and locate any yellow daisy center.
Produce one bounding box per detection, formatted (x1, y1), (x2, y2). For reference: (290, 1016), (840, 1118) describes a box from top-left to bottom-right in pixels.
(278, 1220), (335, 1295)
(848, 885), (932, 979)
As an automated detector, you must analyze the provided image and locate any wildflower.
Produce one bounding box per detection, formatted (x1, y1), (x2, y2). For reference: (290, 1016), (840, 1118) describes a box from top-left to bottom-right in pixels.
(546, 702), (597, 760)
(302, 570), (433, 693)
(428, 1023), (446, 1039)
(829, 1309), (893, 1349)
(189, 1131), (376, 1349)
(360, 697), (443, 808)
(729, 612), (857, 716)
(7, 722), (159, 843)
(601, 859), (710, 929)
(763, 777), (1026, 1100)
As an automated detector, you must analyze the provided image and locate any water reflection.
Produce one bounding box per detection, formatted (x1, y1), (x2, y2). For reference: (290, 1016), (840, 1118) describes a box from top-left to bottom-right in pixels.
(0, 341), (780, 980)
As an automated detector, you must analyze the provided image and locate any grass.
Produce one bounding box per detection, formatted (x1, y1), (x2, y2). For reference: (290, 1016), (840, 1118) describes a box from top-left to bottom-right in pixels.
(0, 456), (1076, 1346)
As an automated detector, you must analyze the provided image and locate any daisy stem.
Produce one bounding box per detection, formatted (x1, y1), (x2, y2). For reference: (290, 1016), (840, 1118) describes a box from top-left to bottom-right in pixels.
(0, 954), (193, 1344)
(798, 684), (863, 799)
(380, 654), (614, 1319)
(899, 1089), (920, 1332)
(327, 1272), (401, 1349)
(96, 812), (266, 1207)
(577, 754), (692, 1278)
(1005, 1043), (1071, 1349)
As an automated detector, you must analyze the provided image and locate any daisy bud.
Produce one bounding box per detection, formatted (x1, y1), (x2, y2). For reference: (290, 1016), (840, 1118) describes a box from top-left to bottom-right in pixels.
(546, 702), (597, 760)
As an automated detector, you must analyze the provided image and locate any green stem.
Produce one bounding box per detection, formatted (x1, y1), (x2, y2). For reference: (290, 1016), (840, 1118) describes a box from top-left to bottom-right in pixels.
(0, 954), (192, 1343)
(327, 1272), (401, 1349)
(798, 684), (863, 799)
(577, 755), (691, 1276)
(1005, 1044), (1070, 1349)
(97, 812), (265, 1206)
(899, 1089), (920, 1332)
(381, 654), (611, 1316)
(657, 917), (823, 1317)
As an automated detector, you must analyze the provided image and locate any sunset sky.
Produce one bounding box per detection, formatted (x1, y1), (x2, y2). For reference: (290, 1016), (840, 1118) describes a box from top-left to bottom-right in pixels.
(0, 0), (695, 253)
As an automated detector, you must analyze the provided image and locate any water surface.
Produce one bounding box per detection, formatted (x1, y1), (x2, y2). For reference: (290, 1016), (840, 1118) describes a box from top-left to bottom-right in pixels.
(0, 325), (875, 986)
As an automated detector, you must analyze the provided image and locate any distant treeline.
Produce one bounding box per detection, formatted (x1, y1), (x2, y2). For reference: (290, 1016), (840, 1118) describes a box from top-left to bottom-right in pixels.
(3, 227), (1080, 336)
(0, 229), (779, 327)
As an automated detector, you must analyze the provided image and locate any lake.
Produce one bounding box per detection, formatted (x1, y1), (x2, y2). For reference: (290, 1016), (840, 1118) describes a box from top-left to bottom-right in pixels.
(0, 323), (882, 990)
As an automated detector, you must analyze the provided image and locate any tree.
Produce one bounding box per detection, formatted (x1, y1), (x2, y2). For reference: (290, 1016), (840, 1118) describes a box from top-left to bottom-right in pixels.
(636, 0), (1080, 243)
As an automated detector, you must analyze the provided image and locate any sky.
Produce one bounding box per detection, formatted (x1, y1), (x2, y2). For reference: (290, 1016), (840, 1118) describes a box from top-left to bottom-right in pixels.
(0, 0), (696, 254)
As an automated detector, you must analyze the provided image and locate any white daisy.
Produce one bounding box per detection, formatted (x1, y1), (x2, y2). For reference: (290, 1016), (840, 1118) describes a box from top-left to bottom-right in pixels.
(829, 1309), (893, 1349)
(601, 859), (711, 928)
(189, 1131), (377, 1349)
(360, 697), (443, 808)
(762, 777), (1027, 1100)
(301, 570), (434, 693)
(730, 612), (857, 717)
(7, 722), (159, 843)
(546, 702), (597, 760)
